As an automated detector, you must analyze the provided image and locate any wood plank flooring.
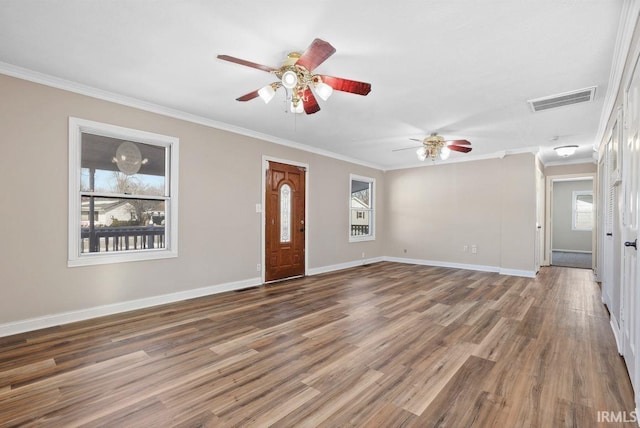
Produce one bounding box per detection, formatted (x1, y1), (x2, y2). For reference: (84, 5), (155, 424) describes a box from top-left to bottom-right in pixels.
(0, 263), (635, 427)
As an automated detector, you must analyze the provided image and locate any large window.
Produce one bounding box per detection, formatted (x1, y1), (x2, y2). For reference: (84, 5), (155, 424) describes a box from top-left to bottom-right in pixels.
(349, 174), (375, 242)
(68, 118), (179, 266)
(572, 190), (593, 231)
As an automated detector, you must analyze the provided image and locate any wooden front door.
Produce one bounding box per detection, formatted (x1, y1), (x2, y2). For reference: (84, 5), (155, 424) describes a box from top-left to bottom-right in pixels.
(265, 161), (306, 282)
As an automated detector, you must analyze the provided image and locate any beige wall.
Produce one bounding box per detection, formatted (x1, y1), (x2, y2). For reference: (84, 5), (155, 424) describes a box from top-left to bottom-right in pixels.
(544, 162), (597, 176)
(0, 73), (540, 329)
(0, 74), (385, 325)
(384, 153), (537, 273)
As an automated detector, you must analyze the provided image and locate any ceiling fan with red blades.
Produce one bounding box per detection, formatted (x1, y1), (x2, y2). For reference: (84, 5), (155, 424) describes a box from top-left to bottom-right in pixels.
(217, 38), (371, 114)
(393, 133), (472, 161)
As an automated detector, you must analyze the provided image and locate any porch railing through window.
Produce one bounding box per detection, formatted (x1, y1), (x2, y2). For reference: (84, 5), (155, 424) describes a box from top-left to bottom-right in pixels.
(81, 226), (165, 253)
(351, 224), (370, 236)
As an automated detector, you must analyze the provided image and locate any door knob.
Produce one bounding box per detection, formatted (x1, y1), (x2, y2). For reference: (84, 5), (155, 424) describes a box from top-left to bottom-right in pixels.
(624, 239), (637, 250)
(606, 233), (613, 236)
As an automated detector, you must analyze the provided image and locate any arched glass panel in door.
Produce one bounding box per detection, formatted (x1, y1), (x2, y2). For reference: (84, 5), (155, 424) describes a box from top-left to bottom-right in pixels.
(280, 184), (291, 243)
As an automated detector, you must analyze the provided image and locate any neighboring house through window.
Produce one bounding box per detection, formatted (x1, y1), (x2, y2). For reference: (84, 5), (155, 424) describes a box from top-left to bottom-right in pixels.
(350, 174), (375, 241)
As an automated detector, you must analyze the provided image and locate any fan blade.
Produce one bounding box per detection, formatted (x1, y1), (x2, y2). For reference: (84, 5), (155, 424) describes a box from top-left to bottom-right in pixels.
(448, 145), (472, 153)
(296, 38), (336, 71)
(320, 75), (371, 96)
(446, 139), (472, 146)
(236, 89), (261, 102)
(217, 55), (276, 73)
(303, 87), (320, 114)
(392, 145), (422, 152)
(409, 138), (423, 142)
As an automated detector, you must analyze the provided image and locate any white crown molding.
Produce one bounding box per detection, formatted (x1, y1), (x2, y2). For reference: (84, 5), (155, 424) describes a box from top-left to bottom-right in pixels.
(594, 0), (640, 150)
(0, 61), (384, 172)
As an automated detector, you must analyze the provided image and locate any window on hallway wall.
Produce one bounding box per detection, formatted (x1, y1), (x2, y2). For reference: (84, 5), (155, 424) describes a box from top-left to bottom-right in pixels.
(349, 174), (375, 242)
(572, 190), (593, 231)
(68, 117), (179, 267)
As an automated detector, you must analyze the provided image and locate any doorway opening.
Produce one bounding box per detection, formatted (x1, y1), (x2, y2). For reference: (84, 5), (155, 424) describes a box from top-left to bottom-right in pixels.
(547, 176), (595, 269)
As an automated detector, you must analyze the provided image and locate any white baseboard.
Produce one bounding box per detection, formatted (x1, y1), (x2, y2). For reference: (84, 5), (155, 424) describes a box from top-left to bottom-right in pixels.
(384, 256), (497, 273)
(0, 255), (537, 338)
(602, 289), (612, 309)
(610, 314), (622, 355)
(551, 249), (593, 254)
(307, 257), (385, 276)
(497, 268), (537, 278)
(384, 256), (536, 278)
(0, 277), (262, 338)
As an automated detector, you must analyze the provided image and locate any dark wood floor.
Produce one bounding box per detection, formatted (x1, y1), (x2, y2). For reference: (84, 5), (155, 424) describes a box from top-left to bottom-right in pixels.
(0, 263), (635, 427)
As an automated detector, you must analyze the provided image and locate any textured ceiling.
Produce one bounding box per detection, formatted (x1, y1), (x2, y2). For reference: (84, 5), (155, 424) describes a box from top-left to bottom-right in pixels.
(0, 1), (624, 169)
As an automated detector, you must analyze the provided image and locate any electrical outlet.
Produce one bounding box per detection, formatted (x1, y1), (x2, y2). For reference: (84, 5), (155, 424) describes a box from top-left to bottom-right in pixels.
(463, 245), (468, 252)
(256, 263), (261, 271)
(471, 245), (477, 254)
(361, 252), (365, 258)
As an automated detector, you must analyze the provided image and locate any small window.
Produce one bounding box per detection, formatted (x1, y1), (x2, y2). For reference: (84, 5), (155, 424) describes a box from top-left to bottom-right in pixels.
(349, 175), (375, 242)
(68, 118), (179, 266)
(572, 190), (593, 231)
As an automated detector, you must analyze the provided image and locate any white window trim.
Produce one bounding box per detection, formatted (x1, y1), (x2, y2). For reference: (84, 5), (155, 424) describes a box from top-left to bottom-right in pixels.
(572, 190), (593, 231)
(349, 174), (375, 242)
(68, 117), (179, 267)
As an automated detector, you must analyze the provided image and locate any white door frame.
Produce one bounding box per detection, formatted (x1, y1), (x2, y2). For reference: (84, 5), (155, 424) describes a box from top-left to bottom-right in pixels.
(535, 167), (545, 272)
(544, 173), (596, 267)
(261, 156), (310, 284)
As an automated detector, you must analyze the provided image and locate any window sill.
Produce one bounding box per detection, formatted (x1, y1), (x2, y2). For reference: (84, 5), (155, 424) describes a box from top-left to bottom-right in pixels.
(349, 235), (376, 243)
(68, 249), (177, 267)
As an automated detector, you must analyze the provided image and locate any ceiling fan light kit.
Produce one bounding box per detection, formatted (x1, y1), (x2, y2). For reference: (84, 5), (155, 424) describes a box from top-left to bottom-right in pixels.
(218, 38), (371, 115)
(280, 69), (298, 89)
(219, 40), (476, 161)
(416, 146), (428, 161)
(257, 84), (276, 103)
(290, 100), (304, 114)
(314, 81), (333, 101)
(409, 133), (472, 161)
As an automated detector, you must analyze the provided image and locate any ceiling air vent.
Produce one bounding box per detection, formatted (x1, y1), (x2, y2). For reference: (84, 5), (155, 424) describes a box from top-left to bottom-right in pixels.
(527, 86), (596, 112)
